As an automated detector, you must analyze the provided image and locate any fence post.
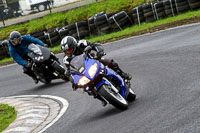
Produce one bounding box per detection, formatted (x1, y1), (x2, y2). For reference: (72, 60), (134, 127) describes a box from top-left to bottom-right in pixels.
(47, 0), (52, 14)
(0, 10), (5, 27)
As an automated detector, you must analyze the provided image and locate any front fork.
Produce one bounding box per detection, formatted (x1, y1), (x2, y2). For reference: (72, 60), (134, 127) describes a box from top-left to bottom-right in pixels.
(51, 60), (65, 75)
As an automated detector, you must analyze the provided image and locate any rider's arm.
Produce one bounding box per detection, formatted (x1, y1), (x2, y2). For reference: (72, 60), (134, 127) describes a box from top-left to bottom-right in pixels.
(9, 46), (27, 67)
(88, 41), (104, 53)
(63, 55), (71, 71)
(22, 35), (44, 46)
(78, 40), (104, 53)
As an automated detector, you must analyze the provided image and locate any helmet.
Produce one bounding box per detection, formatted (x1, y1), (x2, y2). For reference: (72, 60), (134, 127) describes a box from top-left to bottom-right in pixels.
(9, 31), (22, 46)
(60, 36), (77, 55)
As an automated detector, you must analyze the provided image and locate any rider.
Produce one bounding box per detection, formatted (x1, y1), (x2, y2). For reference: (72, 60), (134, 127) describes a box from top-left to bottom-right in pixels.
(60, 36), (132, 106)
(8, 31), (47, 84)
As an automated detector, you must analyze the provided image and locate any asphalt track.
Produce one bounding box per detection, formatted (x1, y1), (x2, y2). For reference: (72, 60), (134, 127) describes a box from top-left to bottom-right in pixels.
(1, 23), (200, 133)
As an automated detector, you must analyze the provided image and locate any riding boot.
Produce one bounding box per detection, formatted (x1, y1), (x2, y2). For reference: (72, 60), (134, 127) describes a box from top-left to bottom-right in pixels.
(28, 73), (39, 84)
(23, 67), (39, 84)
(114, 67), (132, 80)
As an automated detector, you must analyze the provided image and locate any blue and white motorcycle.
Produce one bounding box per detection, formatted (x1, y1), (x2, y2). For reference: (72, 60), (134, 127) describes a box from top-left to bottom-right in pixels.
(65, 52), (136, 110)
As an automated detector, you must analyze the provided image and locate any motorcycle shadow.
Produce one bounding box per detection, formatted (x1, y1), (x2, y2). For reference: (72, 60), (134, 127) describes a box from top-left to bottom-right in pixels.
(20, 80), (67, 94)
(83, 100), (138, 125)
(96, 107), (122, 118)
(33, 81), (67, 90)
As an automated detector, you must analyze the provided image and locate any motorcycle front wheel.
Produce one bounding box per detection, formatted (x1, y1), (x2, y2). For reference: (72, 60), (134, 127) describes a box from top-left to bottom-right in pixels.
(127, 88), (136, 102)
(98, 84), (128, 110)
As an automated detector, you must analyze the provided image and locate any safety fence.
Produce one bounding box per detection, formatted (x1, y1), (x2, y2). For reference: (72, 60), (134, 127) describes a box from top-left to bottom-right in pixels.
(0, 0), (200, 60)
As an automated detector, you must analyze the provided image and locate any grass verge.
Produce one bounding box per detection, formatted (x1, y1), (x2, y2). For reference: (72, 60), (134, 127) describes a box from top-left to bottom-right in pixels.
(0, 104), (17, 132)
(1, 9), (200, 66)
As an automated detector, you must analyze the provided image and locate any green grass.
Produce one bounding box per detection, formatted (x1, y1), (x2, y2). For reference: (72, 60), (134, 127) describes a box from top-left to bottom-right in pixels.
(0, 57), (13, 64)
(0, 104), (17, 132)
(50, 45), (62, 52)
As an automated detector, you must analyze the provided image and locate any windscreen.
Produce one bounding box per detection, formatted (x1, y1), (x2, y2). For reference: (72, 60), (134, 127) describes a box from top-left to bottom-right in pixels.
(70, 54), (85, 72)
(28, 43), (42, 56)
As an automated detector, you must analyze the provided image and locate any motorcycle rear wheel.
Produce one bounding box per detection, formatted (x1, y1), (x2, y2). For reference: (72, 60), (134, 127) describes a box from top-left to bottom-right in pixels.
(98, 84), (128, 110)
(39, 78), (51, 84)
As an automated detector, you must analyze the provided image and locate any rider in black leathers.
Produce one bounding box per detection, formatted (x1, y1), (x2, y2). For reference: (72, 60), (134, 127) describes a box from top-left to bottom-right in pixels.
(60, 36), (132, 106)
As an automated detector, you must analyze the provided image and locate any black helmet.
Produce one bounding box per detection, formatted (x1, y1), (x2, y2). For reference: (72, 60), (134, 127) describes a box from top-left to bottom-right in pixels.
(9, 31), (22, 46)
(60, 36), (77, 55)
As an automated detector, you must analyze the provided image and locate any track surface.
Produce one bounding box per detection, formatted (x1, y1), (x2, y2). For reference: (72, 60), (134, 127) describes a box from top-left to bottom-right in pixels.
(1, 24), (200, 133)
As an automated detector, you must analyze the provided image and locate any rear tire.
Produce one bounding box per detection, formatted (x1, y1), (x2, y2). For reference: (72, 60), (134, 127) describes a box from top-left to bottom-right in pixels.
(39, 78), (51, 84)
(98, 84), (128, 110)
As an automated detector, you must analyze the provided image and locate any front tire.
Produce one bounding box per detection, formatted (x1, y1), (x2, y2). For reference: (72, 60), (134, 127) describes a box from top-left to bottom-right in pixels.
(51, 61), (69, 81)
(98, 84), (128, 110)
(127, 88), (136, 102)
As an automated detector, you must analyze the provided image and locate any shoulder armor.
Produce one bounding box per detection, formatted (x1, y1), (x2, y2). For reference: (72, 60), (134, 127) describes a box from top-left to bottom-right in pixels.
(78, 40), (87, 47)
(63, 56), (69, 64)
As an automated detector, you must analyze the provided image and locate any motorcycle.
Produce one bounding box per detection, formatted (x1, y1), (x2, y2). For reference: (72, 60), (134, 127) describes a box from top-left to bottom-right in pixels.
(65, 51), (136, 110)
(27, 43), (68, 84)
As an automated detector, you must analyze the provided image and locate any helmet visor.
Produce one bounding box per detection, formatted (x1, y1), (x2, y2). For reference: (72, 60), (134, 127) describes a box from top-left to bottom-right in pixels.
(65, 48), (74, 55)
(11, 38), (21, 46)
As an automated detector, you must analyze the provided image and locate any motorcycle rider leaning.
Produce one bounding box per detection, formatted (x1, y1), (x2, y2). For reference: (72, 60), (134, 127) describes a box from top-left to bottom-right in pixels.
(60, 36), (132, 106)
(8, 31), (47, 84)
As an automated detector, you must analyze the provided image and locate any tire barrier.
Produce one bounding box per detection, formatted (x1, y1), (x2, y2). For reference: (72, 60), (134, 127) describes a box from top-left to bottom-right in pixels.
(132, 5), (145, 25)
(108, 11), (133, 32)
(0, 40), (10, 60)
(68, 20), (90, 40)
(58, 26), (69, 40)
(88, 11), (105, 35)
(0, 42), (5, 60)
(94, 12), (115, 35)
(30, 31), (47, 44)
(44, 28), (61, 47)
(153, 1), (166, 20)
(1, 0), (200, 61)
(188, 0), (200, 10)
(163, 0), (178, 17)
(175, 0), (190, 14)
(143, 3), (157, 23)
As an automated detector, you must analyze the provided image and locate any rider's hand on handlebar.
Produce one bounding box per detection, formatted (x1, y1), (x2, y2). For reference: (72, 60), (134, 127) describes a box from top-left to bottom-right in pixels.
(97, 51), (106, 59)
(25, 62), (32, 69)
(43, 44), (48, 47)
(84, 46), (92, 54)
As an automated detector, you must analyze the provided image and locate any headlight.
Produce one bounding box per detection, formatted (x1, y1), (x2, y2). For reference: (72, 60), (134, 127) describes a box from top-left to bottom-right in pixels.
(88, 63), (98, 78)
(78, 76), (90, 86)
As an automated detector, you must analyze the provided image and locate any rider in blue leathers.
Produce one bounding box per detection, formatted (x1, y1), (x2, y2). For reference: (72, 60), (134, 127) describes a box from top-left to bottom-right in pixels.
(8, 31), (46, 84)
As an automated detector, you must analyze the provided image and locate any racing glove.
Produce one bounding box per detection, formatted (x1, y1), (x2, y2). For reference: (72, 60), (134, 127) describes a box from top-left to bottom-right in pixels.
(25, 62), (32, 69)
(43, 44), (49, 47)
(84, 46), (92, 55)
(97, 51), (106, 59)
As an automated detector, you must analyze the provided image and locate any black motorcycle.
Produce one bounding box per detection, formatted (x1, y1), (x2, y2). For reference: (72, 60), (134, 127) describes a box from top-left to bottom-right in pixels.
(27, 43), (68, 84)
